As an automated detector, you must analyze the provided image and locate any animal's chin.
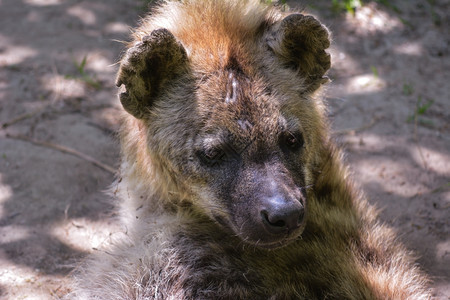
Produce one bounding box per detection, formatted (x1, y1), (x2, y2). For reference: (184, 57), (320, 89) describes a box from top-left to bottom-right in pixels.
(238, 230), (304, 250)
(211, 214), (305, 249)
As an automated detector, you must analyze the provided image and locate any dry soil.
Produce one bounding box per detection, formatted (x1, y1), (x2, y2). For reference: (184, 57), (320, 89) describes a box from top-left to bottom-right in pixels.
(0, 0), (448, 299)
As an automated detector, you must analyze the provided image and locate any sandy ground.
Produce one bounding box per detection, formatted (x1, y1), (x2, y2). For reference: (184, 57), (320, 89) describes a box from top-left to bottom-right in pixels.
(0, 0), (448, 299)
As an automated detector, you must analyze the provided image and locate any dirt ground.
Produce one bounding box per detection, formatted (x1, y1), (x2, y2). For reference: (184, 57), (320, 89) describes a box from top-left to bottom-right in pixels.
(0, 0), (448, 299)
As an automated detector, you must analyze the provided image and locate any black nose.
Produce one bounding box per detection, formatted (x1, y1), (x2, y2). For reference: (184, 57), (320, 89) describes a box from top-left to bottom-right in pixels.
(260, 196), (304, 234)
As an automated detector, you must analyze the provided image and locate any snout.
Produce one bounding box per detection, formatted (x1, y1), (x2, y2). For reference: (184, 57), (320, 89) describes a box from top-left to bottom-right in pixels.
(222, 163), (308, 249)
(260, 196), (305, 235)
(218, 189), (307, 249)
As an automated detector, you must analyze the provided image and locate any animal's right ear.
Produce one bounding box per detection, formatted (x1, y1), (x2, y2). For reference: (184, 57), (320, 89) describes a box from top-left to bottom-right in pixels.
(266, 14), (331, 93)
(116, 29), (188, 119)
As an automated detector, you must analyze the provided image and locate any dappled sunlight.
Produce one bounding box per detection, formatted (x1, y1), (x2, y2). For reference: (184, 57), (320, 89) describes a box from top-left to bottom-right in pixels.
(343, 133), (386, 151)
(0, 0), (447, 297)
(393, 41), (424, 56)
(409, 145), (450, 177)
(80, 51), (117, 74)
(0, 263), (40, 291)
(350, 157), (427, 198)
(0, 225), (30, 244)
(342, 133), (449, 199)
(0, 259), (66, 300)
(104, 22), (131, 35)
(328, 45), (363, 75)
(67, 5), (97, 26)
(345, 3), (403, 34)
(0, 1), (134, 298)
(51, 217), (122, 253)
(347, 73), (385, 92)
(433, 239), (450, 298)
(436, 240), (450, 261)
(41, 74), (86, 102)
(0, 176), (12, 219)
(0, 37), (36, 67)
(23, 0), (62, 6)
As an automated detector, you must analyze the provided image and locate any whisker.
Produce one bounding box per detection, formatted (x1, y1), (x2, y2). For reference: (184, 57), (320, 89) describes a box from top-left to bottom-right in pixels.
(300, 184), (314, 191)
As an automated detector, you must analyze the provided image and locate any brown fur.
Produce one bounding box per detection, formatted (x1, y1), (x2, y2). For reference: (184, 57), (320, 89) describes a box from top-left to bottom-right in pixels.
(70, 1), (431, 299)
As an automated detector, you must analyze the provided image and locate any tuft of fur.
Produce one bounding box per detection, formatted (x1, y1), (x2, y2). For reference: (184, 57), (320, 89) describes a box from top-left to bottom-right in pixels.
(70, 1), (431, 299)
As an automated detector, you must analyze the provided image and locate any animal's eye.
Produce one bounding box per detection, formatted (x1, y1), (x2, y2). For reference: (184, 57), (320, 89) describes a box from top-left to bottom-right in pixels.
(281, 131), (304, 152)
(197, 147), (225, 167)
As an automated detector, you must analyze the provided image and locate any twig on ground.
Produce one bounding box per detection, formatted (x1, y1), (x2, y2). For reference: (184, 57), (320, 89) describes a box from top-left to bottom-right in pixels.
(5, 133), (116, 174)
(333, 116), (381, 135)
(431, 182), (450, 194)
(1, 108), (44, 129)
(413, 112), (428, 170)
(64, 204), (71, 221)
(71, 221), (85, 229)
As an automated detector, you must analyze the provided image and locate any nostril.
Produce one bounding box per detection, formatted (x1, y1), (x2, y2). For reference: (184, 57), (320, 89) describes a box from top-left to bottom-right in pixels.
(260, 200), (304, 234)
(272, 220), (286, 227)
(262, 211), (286, 228)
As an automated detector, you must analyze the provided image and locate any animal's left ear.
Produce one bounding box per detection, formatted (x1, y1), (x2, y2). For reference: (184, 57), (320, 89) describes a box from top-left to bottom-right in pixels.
(267, 14), (331, 92)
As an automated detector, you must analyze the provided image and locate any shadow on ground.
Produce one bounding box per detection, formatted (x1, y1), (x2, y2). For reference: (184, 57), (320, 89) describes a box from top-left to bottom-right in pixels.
(0, 0), (448, 298)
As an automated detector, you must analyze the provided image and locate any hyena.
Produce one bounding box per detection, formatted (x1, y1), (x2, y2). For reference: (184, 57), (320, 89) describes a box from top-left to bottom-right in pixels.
(72, 0), (431, 299)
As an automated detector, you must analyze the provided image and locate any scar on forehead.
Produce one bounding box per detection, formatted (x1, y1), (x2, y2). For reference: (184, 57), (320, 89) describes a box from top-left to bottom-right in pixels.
(237, 119), (253, 132)
(225, 72), (238, 104)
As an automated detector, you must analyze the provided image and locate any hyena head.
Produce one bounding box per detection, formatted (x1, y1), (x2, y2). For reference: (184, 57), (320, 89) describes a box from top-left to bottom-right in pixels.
(117, 1), (330, 249)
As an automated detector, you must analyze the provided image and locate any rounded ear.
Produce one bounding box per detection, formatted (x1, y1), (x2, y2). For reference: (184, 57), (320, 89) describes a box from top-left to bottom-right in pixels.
(116, 29), (188, 119)
(267, 14), (331, 92)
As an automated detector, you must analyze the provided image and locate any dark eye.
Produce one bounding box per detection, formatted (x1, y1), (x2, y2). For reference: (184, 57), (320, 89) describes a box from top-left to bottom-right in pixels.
(197, 147), (225, 167)
(281, 131), (304, 152)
